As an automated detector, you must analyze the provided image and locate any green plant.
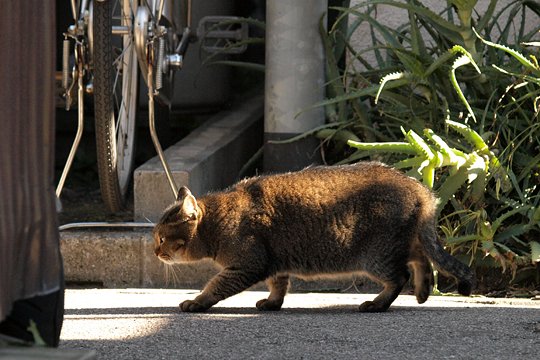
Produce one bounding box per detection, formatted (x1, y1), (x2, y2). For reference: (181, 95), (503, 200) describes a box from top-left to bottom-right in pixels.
(313, 0), (540, 287)
(347, 119), (508, 211)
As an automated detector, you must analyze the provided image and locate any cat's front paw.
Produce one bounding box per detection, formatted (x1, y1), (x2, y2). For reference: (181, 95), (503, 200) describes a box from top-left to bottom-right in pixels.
(358, 300), (388, 313)
(415, 286), (430, 304)
(180, 299), (208, 312)
(256, 298), (283, 311)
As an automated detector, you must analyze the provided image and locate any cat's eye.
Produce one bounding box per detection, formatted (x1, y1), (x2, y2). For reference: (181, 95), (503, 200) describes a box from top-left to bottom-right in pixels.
(159, 237), (165, 245)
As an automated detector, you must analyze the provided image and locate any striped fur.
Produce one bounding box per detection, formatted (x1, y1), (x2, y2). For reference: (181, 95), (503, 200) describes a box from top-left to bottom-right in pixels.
(154, 162), (474, 312)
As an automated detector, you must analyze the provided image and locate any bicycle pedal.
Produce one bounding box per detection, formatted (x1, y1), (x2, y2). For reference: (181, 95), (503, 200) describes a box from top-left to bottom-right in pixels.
(197, 16), (248, 54)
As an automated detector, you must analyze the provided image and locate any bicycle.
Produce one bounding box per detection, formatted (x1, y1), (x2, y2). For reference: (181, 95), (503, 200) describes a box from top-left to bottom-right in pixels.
(57, 0), (248, 213)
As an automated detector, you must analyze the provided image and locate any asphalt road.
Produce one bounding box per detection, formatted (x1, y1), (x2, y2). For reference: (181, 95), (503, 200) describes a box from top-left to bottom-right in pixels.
(60, 289), (540, 360)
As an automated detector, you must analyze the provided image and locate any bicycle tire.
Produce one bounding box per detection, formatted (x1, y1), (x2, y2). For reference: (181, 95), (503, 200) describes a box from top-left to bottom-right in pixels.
(92, 0), (138, 212)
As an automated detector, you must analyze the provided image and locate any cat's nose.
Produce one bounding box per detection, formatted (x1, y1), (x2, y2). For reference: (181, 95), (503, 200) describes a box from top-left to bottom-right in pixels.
(154, 247), (160, 256)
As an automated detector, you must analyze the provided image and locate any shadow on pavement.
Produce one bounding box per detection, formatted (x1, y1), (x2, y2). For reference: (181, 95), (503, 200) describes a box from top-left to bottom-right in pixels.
(61, 300), (540, 359)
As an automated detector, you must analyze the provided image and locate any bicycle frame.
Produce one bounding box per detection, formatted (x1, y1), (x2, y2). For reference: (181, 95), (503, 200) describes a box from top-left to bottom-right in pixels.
(58, 0), (186, 202)
(135, 0), (194, 198)
(57, 0), (247, 217)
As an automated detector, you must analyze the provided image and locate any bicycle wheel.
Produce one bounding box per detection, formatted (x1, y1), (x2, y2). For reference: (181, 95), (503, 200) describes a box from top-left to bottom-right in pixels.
(91, 0), (138, 212)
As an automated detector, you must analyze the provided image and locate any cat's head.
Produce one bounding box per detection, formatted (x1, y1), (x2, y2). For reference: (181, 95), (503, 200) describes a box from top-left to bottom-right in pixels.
(153, 186), (200, 264)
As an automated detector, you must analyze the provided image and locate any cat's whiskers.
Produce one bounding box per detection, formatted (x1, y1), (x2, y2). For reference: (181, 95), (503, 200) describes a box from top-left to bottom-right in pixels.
(163, 262), (181, 287)
(162, 262), (172, 287)
(171, 265), (182, 287)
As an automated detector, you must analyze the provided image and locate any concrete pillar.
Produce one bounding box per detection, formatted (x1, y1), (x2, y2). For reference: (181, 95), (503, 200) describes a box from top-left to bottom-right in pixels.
(264, 0), (327, 173)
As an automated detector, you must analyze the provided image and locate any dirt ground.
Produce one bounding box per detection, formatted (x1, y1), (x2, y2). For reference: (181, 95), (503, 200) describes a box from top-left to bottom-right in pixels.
(57, 185), (135, 224)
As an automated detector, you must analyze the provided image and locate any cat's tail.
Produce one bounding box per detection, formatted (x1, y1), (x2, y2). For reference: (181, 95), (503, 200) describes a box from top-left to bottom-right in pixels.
(419, 222), (475, 296)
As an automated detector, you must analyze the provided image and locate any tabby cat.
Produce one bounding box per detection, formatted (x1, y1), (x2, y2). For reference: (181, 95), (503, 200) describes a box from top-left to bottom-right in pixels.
(153, 162), (474, 312)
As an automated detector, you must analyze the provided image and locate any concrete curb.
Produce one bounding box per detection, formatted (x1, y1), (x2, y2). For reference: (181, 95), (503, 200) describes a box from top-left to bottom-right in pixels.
(60, 230), (219, 288)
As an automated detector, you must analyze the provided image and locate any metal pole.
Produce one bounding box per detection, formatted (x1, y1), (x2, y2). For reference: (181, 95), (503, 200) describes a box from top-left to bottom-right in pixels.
(264, 0), (327, 173)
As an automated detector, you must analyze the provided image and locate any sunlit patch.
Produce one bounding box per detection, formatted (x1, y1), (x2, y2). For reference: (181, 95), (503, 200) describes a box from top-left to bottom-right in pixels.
(61, 314), (171, 341)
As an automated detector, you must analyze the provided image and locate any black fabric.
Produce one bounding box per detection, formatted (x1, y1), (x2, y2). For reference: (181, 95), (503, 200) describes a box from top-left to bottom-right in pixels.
(0, 286), (64, 347)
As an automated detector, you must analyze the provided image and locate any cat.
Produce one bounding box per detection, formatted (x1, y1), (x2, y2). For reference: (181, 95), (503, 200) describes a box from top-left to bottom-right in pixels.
(153, 161), (475, 312)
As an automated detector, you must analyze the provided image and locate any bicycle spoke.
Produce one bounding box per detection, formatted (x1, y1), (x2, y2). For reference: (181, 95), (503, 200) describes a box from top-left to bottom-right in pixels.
(111, 0), (119, 18)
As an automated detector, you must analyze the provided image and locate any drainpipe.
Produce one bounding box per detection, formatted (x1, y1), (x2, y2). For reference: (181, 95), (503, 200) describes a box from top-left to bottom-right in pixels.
(264, 0), (327, 173)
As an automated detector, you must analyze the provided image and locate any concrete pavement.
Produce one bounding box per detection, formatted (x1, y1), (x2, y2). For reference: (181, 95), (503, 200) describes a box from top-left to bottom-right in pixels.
(59, 289), (540, 359)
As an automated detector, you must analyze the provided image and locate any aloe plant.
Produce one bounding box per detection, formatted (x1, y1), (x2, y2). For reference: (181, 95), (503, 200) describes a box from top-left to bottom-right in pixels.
(347, 119), (505, 213)
(311, 0), (540, 285)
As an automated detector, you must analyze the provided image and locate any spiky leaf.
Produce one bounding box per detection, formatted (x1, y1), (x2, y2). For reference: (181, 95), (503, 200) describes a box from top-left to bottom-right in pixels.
(449, 55), (481, 122)
(376, 72), (409, 104)
(473, 27), (540, 74)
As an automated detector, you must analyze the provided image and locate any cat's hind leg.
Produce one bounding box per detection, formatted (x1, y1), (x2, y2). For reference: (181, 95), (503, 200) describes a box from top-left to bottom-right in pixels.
(359, 265), (409, 312)
(409, 256), (433, 304)
(256, 274), (290, 311)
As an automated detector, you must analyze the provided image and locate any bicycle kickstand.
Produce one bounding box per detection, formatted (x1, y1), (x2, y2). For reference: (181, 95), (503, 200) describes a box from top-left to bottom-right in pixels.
(56, 39), (86, 209)
(147, 57), (179, 201)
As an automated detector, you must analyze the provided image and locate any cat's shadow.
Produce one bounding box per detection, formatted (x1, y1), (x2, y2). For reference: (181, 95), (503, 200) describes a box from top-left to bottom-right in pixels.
(186, 305), (439, 315)
(65, 304), (469, 318)
(65, 305), (385, 317)
(206, 306), (353, 315)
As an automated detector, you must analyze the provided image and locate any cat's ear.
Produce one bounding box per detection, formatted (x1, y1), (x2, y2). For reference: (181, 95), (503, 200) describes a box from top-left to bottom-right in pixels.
(176, 186), (191, 203)
(177, 186), (198, 220)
